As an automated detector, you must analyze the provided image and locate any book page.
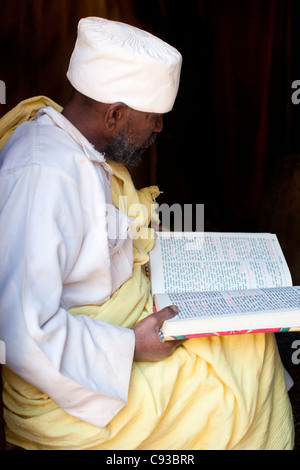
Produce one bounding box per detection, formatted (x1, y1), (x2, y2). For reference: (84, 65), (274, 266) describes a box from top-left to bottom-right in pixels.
(155, 286), (300, 321)
(150, 232), (292, 295)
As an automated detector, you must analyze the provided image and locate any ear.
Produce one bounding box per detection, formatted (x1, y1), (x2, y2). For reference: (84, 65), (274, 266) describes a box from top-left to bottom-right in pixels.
(105, 102), (128, 131)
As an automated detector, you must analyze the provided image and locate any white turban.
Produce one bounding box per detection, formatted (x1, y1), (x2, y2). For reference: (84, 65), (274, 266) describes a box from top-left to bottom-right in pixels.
(67, 17), (182, 114)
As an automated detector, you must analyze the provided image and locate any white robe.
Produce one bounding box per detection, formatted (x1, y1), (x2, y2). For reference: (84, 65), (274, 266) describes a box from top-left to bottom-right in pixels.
(0, 107), (136, 427)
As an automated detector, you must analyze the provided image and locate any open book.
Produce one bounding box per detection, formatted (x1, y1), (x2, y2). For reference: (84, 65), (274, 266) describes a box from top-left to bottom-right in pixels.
(149, 232), (300, 340)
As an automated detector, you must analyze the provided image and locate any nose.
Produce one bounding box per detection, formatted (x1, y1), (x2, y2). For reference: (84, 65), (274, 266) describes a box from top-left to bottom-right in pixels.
(154, 115), (163, 133)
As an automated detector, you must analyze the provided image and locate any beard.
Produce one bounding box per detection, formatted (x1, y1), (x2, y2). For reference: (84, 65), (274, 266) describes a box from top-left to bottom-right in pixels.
(102, 131), (157, 167)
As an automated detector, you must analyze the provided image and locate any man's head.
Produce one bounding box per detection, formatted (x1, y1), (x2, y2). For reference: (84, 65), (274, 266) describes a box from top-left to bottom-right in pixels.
(100, 102), (163, 167)
(63, 90), (164, 167)
(64, 17), (182, 165)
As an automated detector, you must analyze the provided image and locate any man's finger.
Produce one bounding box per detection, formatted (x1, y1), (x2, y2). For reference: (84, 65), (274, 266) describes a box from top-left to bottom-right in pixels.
(155, 305), (178, 325)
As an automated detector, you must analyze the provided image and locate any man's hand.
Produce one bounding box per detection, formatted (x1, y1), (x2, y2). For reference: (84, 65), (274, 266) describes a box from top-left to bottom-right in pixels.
(132, 306), (185, 362)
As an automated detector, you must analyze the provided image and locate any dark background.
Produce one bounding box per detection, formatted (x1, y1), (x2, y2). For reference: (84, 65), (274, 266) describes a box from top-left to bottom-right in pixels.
(0, 0), (300, 449)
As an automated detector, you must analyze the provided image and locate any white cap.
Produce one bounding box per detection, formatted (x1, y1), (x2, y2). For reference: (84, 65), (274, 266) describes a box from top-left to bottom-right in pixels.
(67, 17), (182, 113)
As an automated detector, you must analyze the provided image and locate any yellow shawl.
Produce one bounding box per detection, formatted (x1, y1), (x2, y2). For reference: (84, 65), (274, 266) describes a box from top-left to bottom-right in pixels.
(0, 97), (294, 450)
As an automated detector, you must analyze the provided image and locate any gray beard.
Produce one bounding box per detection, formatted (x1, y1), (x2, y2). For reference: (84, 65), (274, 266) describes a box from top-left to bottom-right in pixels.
(103, 132), (157, 167)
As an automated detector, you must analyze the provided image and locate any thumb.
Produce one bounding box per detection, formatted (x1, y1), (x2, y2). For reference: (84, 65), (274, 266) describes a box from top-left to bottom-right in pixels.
(156, 305), (178, 325)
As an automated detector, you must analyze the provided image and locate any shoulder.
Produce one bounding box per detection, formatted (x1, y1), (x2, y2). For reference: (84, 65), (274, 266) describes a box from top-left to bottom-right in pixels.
(0, 113), (92, 184)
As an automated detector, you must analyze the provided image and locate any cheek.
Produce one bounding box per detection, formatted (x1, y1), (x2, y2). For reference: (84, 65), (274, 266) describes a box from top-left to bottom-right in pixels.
(126, 112), (157, 146)
(131, 128), (154, 147)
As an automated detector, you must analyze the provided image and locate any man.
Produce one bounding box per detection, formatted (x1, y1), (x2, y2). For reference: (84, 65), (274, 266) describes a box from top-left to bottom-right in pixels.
(0, 17), (294, 450)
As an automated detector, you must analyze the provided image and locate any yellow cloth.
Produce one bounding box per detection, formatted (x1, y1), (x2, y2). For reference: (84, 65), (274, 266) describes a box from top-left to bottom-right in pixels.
(0, 97), (295, 450)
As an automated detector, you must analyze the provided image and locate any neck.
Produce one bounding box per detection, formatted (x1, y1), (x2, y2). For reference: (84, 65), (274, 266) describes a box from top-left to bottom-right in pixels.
(62, 92), (108, 152)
